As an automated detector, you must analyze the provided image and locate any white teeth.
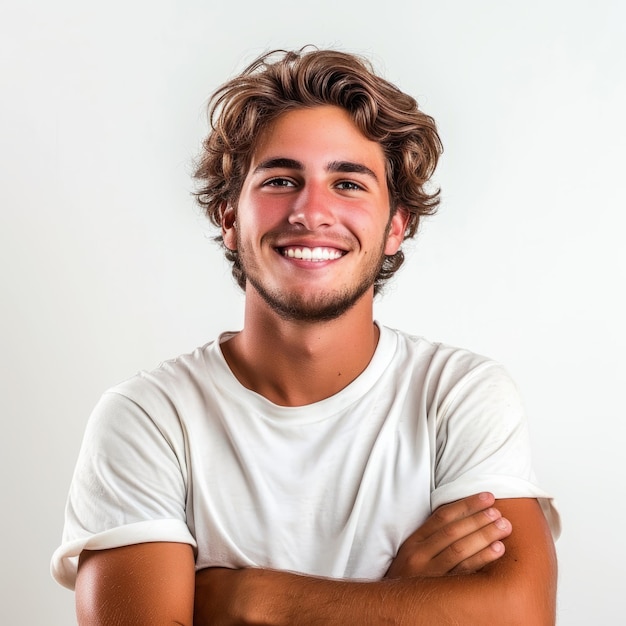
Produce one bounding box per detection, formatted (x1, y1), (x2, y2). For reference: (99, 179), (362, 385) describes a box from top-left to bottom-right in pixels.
(283, 246), (343, 261)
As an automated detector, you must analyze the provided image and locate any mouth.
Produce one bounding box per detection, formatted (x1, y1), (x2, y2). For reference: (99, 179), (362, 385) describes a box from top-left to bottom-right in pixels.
(277, 245), (346, 262)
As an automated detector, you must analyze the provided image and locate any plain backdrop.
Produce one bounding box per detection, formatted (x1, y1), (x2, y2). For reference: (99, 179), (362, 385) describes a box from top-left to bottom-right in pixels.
(1, 0), (624, 623)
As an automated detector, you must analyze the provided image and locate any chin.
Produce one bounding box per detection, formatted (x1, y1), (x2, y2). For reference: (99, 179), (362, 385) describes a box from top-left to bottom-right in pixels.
(250, 281), (371, 323)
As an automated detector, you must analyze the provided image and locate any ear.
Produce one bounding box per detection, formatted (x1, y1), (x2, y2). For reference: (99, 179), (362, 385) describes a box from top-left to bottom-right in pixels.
(221, 203), (237, 251)
(384, 206), (410, 255)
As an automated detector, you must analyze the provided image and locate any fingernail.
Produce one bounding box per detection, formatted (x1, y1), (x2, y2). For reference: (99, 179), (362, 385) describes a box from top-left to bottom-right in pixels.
(492, 541), (504, 553)
(479, 492), (492, 501)
(495, 517), (509, 530)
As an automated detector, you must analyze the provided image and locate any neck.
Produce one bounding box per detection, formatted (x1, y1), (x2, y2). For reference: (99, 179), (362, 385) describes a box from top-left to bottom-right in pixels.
(221, 289), (379, 407)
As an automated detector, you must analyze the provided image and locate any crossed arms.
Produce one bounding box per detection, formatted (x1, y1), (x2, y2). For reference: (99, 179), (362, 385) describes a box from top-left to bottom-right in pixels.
(75, 493), (557, 625)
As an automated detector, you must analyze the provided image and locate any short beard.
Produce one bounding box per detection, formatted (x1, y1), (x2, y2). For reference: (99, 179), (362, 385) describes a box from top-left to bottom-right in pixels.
(240, 240), (387, 323)
(245, 267), (381, 323)
(235, 218), (392, 323)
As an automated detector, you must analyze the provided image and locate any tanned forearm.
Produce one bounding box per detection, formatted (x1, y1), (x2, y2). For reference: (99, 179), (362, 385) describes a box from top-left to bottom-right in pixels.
(194, 499), (557, 626)
(195, 562), (553, 626)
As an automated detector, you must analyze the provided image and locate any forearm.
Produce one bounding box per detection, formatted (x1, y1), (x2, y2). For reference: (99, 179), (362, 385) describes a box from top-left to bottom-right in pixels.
(194, 499), (557, 626)
(195, 563), (554, 626)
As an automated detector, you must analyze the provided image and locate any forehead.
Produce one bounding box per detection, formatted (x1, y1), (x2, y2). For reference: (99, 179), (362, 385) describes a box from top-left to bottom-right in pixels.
(250, 105), (386, 169)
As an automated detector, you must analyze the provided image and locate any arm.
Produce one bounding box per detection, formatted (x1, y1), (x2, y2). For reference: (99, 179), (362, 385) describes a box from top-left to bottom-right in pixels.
(385, 491), (512, 578)
(75, 542), (196, 626)
(194, 497), (557, 626)
(71, 493), (500, 625)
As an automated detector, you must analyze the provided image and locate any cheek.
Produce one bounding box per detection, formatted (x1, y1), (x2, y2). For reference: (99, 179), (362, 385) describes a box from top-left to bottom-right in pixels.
(239, 196), (291, 233)
(351, 211), (394, 251)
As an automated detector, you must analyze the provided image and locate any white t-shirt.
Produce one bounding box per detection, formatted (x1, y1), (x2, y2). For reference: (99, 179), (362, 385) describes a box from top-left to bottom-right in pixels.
(51, 325), (560, 589)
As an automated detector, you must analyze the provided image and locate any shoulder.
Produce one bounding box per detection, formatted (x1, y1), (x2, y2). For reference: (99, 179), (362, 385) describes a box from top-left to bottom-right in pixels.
(384, 325), (507, 388)
(108, 335), (229, 407)
(379, 325), (523, 421)
(86, 336), (231, 438)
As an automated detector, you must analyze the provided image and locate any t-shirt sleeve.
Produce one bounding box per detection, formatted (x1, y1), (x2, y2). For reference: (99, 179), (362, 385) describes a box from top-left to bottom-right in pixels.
(430, 360), (561, 538)
(50, 389), (196, 590)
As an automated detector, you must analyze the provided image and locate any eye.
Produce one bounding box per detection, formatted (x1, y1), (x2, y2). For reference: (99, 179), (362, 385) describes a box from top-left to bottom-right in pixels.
(335, 181), (364, 191)
(263, 177), (296, 188)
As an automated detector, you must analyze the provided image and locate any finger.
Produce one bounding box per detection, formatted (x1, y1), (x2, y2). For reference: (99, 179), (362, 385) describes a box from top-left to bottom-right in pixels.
(431, 515), (512, 574)
(410, 506), (508, 567)
(412, 492), (496, 542)
(449, 540), (507, 575)
(386, 513), (512, 579)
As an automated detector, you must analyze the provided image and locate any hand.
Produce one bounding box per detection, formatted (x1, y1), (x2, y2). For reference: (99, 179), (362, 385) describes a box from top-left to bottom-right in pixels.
(385, 492), (512, 579)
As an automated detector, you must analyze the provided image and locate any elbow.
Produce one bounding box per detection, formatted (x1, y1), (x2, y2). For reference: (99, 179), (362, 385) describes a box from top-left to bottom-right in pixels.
(499, 570), (558, 626)
(506, 595), (556, 626)
(482, 554), (558, 625)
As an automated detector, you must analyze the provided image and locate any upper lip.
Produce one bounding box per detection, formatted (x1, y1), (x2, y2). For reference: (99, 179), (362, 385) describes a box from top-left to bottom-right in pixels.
(272, 237), (351, 253)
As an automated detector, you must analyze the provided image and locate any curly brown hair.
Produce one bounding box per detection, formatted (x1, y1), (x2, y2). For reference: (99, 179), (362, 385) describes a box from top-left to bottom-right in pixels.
(193, 47), (443, 293)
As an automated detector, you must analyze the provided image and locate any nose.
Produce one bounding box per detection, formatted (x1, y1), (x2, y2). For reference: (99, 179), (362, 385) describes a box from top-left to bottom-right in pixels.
(288, 181), (336, 230)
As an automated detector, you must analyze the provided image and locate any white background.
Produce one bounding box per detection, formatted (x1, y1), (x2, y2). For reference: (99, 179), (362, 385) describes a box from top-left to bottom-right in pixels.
(1, 0), (624, 623)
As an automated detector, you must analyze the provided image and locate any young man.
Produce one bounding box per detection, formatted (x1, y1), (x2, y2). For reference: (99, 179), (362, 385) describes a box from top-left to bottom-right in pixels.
(52, 48), (560, 624)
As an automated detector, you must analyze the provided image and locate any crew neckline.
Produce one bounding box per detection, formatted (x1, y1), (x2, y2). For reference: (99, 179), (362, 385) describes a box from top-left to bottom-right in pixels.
(209, 323), (398, 422)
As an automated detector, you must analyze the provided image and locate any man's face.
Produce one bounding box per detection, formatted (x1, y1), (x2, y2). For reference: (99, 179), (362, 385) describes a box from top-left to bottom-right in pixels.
(223, 105), (407, 322)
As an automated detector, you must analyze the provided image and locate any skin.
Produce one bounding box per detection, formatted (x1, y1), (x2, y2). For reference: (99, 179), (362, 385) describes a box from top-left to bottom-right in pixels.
(76, 542), (195, 625)
(219, 105), (407, 407)
(75, 106), (557, 624)
(76, 495), (556, 625)
(224, 106), (402, 326)
(193, 498), (556, 626)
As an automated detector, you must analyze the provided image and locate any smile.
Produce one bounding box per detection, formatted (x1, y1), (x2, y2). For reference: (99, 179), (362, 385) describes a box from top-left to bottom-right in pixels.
(280, 246), (345, 262)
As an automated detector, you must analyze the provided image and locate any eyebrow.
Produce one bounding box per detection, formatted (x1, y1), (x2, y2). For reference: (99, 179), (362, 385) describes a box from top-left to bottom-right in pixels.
(328, 160), (379, 181)
(253, 158), (379, 182)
